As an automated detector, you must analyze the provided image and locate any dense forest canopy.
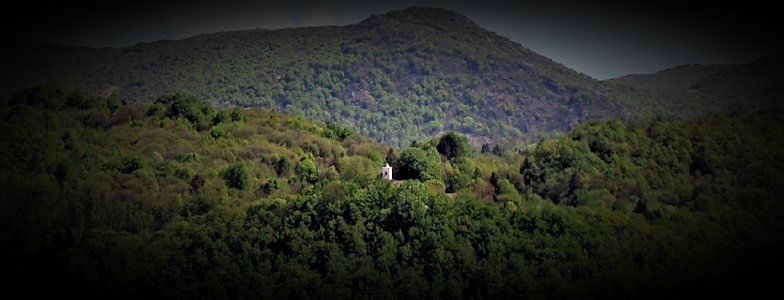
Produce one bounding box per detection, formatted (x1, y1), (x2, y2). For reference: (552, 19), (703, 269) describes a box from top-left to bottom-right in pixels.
(1, 7), (628, 147)
(4, 7), (781, 147)
(2, 88), (782, 298)
(2, 5), (783, 299)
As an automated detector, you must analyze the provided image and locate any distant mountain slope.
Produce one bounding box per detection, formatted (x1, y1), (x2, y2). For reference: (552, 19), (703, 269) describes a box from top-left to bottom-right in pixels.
(692, 54), (784, 113)
(1, 7), (626, 146)
(605, 54), (784, 119)
(609, 64), (728, 92)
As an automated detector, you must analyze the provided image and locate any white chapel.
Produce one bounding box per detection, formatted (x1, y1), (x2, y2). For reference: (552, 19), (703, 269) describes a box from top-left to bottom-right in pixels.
(381, 163), (393, 181)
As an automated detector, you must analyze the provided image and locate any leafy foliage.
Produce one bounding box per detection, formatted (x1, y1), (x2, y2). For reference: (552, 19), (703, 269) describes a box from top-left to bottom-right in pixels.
(436, 131), (472, 161)
(151, 93), (218, 131)
(1, 7), (624, 147)
(295, 154), (319, 184)
(395, 147), (440, 181)
(222, 163), (249, 190)
(1, 88), (782, 298)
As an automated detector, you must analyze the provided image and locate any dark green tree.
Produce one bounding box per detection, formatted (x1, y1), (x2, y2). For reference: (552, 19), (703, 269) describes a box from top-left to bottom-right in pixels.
(489, 172), (501, 193)
(324, 123), (354, 140)
(230, 108), (246, 122)
(491, 145), (503, 156)
(153, 93), (216, 131)
(385, 148), (399, 167)
(436, 131), (472, 161)
(481, 143), (490, 154)
(222, 163), (249, 190)
(396, 147), (439, 181)
(296, 155), (318, 184)
(190, 174), (205, 194)
(276, 156), (292, 177)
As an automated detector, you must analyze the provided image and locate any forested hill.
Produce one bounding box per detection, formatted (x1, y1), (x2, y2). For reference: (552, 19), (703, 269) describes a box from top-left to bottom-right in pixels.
(605, 54), (784, 119)
(610, 64), (729, 92)
(2, 88), (783, 298)
(1, 6), (625, 146)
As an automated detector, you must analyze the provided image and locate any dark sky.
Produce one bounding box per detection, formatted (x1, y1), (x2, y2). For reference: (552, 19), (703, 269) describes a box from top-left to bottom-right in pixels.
(6, 0), (780, 79)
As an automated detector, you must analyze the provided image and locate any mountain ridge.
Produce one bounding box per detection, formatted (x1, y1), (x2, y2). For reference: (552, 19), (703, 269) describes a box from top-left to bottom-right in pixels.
(608, 64), (730, 91)
(6, 7), (781, 147)
(604, 54), (783, 118)
(361, 6), (483, 31)
(1, 6), (630, 147)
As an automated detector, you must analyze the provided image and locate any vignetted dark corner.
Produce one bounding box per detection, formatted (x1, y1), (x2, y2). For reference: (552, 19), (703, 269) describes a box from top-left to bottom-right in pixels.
(1, 1), (783, 299)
